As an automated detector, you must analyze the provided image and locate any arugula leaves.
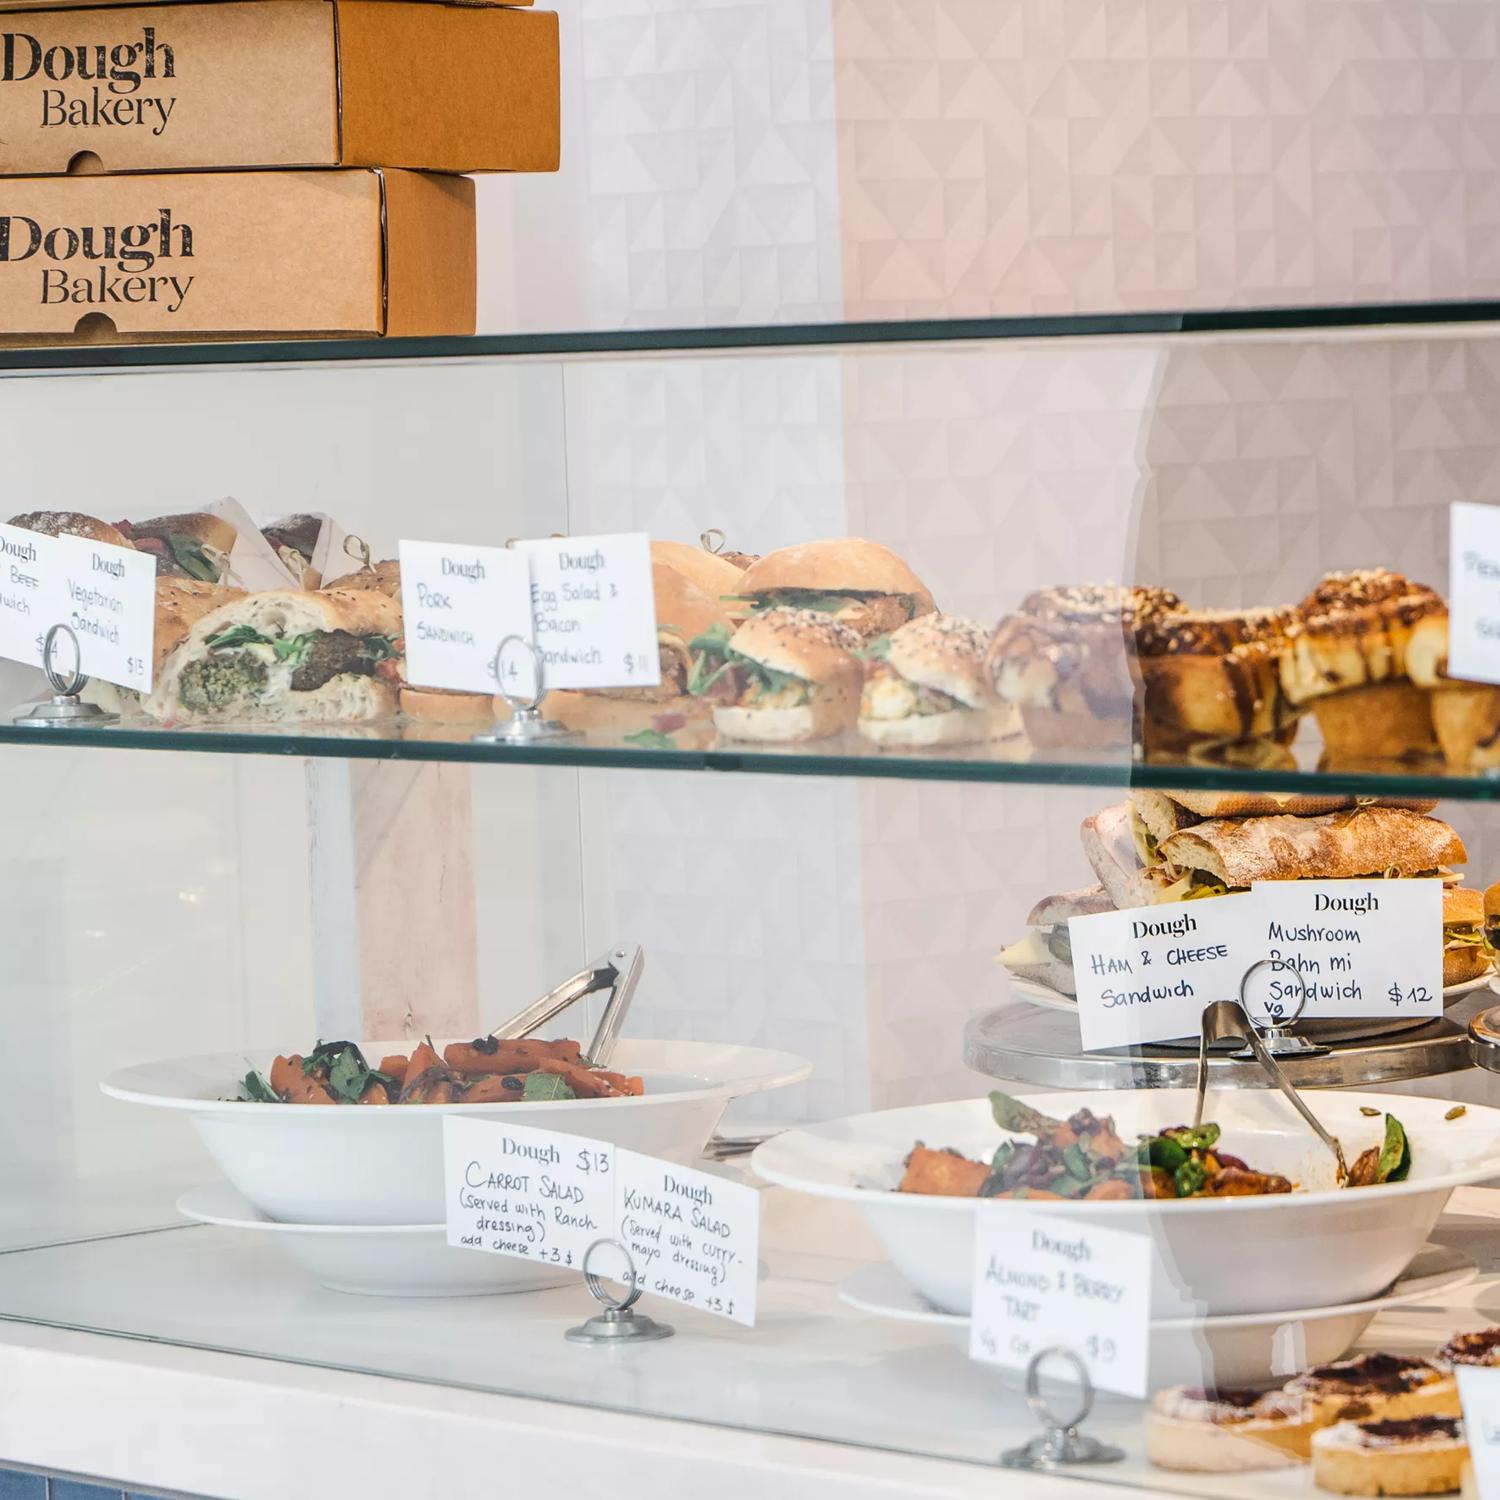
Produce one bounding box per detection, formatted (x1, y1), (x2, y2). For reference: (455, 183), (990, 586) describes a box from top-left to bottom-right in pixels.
(237, 1069), (281, 1104)
(624, 729), (677, 750)
(205, 623), (268, 651)
(204, 624), (316, 668)
(301, 1039), (398, 1104)
(522, 1072), (577, 1102)
(359, 634), (399, 663)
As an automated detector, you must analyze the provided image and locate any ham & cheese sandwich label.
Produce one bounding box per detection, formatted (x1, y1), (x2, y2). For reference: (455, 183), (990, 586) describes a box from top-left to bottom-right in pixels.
(1069, 880), (1443, 1049)
(0, 521), (154, 691)
(443, 1116), (759, 1326)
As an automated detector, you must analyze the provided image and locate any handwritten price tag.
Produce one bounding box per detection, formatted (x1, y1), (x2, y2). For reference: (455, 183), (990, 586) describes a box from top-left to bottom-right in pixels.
(1068, 896), (1252, 1050)
(443, 1116), (614, 1270)
(0, 523), (48, 670)
(49, 528), (156, 692)
(969, 1209), (1152, 1398)
(442, 1117), (760, 1325)
(399, 539), (533, 696)
(1250, 879), (1443, 1019)
(513, 533), (660, 691)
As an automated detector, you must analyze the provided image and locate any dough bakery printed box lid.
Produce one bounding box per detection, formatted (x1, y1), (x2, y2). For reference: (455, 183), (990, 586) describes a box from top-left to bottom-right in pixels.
(0, 1), (558, 175)
(0, 166), (475, 342)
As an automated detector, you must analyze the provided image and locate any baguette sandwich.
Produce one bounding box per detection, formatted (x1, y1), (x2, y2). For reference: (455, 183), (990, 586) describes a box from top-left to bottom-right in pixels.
(262, 514), (324, 589)
(859, 614), (1017, 746)
(731, 538), (936, 641)
(8, 510), (135, 550)
(997, 885), (1114, 996)
(147, 588), (403, 724)
(323, 558), (401, 599)
(689, 606), (863, 742)
(115, 511), (239, 584)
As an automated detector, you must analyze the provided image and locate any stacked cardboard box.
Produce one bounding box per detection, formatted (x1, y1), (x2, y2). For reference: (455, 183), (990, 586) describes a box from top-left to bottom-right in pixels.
(0, 0), (559, 341)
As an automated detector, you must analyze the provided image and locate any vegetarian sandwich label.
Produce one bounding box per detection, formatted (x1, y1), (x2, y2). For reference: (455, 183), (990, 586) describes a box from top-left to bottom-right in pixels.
(1068, 880), (1443, 1050)
(0, 521), (154, 691)
(443, 1116), (759, 1326)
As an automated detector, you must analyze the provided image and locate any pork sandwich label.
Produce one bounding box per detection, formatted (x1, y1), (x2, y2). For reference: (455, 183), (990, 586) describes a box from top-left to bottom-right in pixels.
(0, 208), (195, 312)
(2, 28), (179, 136)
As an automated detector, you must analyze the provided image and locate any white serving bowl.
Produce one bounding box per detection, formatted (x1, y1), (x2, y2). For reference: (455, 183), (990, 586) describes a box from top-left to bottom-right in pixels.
(178, 1184), (570, 1298)
(752, 1088), (1500, 1319)
(106, 1038), (810, 1225)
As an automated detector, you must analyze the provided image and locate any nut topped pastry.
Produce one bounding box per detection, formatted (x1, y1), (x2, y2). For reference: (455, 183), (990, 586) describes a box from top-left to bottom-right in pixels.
(986, 583), (1186, 749)
(1145, 1385), (1316, 1471)
(1287, 1353), (1458, 1429)
(1312, 1415), (1468, 1496)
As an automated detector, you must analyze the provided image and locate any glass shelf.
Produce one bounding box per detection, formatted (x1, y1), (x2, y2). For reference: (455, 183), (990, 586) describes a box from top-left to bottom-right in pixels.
(8, 707), (1500, 798)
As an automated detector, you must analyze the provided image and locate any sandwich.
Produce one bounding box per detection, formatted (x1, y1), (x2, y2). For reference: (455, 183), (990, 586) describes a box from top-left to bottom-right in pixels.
(115, 512), (239, 583)
(323, 558), (401, 599)
(858, 615), (1017, 746)
(147, 589), (403, 724)
(1282, 569), (1446, 761)
(84, 576), (244, 716)
(730, 538), (936, 640)
(986, 584), (1187, 749)
(542, 562), (733, 737)
(997, 886), (1114, 995)
(1105, 790), (1461, 906)
(1133, 606), (1299, 750)
(650, 540), (750, 615)
(262, 514), (324, 589)
(689, 606), (863, 742)
(1442, 884), (1490, 987)
(8, 510), (134, 549)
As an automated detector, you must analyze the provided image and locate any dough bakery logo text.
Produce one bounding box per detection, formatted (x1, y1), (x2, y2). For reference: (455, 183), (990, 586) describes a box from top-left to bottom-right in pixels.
(0, 209), (195, 312)
(2, 28), (178, 136)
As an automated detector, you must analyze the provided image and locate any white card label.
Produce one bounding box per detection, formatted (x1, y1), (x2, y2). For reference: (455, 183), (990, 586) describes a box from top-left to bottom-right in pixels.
(1068, 896), (1251, 1051)
(1250, 879), (1443, 1019)
(442, 1117), (759, 1325)
(443, 1116), (615, 1271)
(0, 523), (48, 669)
(1449, 500), (1500, 684)
(399, 540), (534, 696)
(1458, 1367), (1500, 1499)
(514, 533), (660, 691)
(50, 529), (157, 692)
(969, 1209), (1152, 1398)
(616, 1152), (759, 1326)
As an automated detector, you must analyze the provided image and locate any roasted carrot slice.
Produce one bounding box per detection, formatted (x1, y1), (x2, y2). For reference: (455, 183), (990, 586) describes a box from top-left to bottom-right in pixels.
(461, 1074), (526, 1104)
(378, 1055), (409, 1086)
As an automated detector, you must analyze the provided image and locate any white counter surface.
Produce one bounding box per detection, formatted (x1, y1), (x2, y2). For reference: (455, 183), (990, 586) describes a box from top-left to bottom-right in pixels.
(2, 1186), (1498, 1500)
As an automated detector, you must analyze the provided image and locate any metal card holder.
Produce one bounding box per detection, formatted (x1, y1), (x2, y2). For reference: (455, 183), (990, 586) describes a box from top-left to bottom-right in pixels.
(565, 1239), (674, 1345)
(12, 623), (120, 728)
(472, 634), (581, 746)
(1000, 1348), (1122, 1469)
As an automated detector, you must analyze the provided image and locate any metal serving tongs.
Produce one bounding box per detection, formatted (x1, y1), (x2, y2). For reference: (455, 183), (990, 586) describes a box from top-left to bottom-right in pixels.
(487, 944), (644, 1067)
(1193, 999), (1348, 1185)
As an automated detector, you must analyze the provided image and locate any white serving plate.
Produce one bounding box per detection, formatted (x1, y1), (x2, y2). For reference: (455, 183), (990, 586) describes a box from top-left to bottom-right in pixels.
(1007, 970), (1490, 1015)
(178, 1184), (571, 1298)
(838, 1244), (1477, 1388)
(752, 1088), (1500, 1319)
(106, 1038), (810, 1226)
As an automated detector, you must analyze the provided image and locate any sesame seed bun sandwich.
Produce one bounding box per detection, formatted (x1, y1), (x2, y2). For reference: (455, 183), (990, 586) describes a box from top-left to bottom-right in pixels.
(689, 605), (864, 742)
(859, 614), (1019, 747)
(9, 510), (136, 550)
(731, 538), (936, 640)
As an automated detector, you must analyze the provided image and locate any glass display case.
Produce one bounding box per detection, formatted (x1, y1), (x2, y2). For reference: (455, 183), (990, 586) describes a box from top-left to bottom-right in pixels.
(6, 301), (1500, 1499)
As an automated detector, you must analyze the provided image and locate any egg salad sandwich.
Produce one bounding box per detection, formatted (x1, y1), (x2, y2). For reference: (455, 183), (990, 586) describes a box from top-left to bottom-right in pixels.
(730, 538), (936, 640)
(689, 606), (863, 742)
(147, 588), (403, 724)
(859, 614), (1017, 746)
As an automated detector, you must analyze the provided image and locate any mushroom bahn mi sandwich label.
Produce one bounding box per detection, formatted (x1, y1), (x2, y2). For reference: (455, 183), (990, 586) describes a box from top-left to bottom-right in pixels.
(1068, 897), (1254, 1051)
(0, 168), (475, 341)
(0, 3), (559, 177)
(513, 534), (660, 692)
(399, 540), (532, 697)
(443, 1116), (760, 1326)
(1249, 879), (1443, 1021)
(969, 1210), (1152, 1398)
(0, 521), (154, 690)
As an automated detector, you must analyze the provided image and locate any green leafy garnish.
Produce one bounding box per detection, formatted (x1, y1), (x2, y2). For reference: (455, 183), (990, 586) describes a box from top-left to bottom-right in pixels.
(624, 729), (676, 750)
(300, 1039), (396, 1104)
(861, 634), (892, 660)
(1141, 1136), (1187, 1172)
(206, 623), (269, 651)
(359, 634), (399, 663)
(237, 1069), (281, 1104)
(1376, 1114), (1412, 1183)
(1062, 1142), (1093, 1182)
(167, 533), (218, 582)
(522, 1073), (577, 1102)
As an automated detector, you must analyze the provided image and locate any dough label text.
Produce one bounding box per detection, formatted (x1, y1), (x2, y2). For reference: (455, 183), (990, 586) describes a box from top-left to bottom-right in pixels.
(0, 209), (196, 313)
(3, 29), (179, 137)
